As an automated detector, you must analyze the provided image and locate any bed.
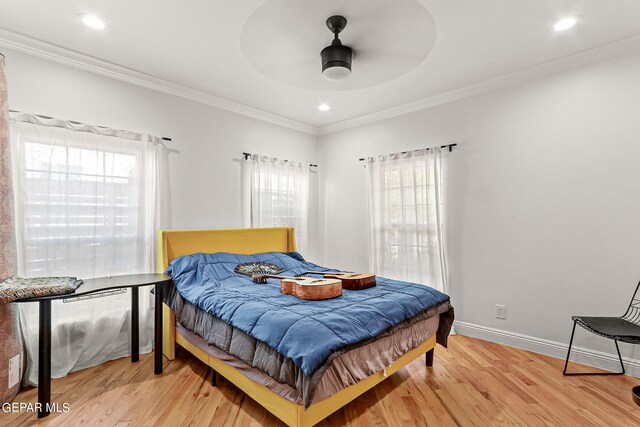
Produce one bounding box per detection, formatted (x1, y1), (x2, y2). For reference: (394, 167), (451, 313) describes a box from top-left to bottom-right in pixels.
(158, 227), (453, 427)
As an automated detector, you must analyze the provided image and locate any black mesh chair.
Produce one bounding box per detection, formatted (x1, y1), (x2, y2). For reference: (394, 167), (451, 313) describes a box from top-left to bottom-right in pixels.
(563, 280), (640, 375)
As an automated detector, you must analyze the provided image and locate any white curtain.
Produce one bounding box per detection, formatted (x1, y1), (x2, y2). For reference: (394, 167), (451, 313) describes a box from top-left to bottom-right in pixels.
(242, 154), (310, 255)
(9, 112), (163, 385)
(0, 54), (23, 403)
(366, 147), (448, 293)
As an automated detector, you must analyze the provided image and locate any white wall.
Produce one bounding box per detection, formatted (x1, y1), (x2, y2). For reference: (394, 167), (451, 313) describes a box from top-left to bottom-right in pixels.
(3, 48), (321, 260)
(7, 44), (640, 371)
(319, 52), (640, 366)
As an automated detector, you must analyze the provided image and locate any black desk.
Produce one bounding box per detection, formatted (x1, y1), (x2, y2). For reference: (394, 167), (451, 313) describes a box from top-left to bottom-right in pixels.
(14, 273), (172, 418)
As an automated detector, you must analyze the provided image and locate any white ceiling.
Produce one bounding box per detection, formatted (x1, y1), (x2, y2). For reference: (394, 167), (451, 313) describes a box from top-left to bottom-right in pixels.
(1, 0), (640, 133)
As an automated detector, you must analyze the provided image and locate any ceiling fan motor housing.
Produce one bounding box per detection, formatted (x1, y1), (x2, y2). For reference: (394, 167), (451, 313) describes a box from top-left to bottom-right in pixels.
(321, 43), (352, 75)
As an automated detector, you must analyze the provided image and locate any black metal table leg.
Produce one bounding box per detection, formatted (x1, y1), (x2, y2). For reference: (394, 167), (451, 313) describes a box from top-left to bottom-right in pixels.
(38, 300), (52, 418)
(131, 287), (139, 362)
(154, 283), (163, 374)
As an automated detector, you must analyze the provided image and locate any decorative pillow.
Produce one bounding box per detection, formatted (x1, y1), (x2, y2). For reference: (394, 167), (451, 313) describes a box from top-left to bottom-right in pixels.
(0, 276), (83, 303)
(234, 262), (284, 278)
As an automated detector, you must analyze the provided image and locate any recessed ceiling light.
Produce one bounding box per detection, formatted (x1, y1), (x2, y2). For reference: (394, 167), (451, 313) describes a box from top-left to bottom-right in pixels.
(79, 14), (106, 30)
(554, 16), (578, 32)
(318, 104), (331, 112)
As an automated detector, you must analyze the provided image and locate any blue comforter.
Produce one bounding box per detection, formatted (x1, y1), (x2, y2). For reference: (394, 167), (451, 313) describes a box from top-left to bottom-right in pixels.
(167, 252), (450, 376)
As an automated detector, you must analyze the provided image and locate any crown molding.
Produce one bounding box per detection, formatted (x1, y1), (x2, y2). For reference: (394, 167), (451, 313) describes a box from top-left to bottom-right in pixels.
(318, 34), (640, 135)
(0, 29), (318, 136)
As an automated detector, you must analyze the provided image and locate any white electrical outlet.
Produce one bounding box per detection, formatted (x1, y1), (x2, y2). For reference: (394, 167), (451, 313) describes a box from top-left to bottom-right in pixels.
(8, 353), (20, 388)
(496, 304), (507, 320)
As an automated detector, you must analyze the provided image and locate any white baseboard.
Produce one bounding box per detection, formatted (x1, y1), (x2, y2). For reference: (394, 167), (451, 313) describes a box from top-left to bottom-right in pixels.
(454, 321), (640, 377)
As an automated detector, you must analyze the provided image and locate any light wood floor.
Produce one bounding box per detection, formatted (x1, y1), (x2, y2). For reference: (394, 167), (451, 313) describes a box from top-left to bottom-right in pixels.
(3, 335), (639, 426)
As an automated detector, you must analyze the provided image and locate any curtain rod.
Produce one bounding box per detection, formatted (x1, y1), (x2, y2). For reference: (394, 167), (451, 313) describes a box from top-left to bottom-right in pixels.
(243, 152), (318, 168)
(358, 143), (457, 161)
(9, 109), (172, 142)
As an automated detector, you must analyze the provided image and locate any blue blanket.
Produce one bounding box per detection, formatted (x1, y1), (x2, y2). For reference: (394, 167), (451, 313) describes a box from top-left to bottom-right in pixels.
(167, 252), (450, 376)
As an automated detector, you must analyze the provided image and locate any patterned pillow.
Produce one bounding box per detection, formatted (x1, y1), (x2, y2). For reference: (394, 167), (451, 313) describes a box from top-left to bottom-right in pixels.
(0, 276), (83, 303)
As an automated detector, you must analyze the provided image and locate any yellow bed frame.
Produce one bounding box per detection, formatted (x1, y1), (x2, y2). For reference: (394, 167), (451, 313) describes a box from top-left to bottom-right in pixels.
(158, 227), (436, 427)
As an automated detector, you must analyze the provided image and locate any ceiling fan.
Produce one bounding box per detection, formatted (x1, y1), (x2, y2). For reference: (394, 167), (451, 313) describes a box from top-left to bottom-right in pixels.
(240, 0), (435, 90)
(321, 15), (353, 81)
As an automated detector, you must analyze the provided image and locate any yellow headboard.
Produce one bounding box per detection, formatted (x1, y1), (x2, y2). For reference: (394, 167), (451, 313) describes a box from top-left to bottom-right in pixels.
(157, 227), (297, 272)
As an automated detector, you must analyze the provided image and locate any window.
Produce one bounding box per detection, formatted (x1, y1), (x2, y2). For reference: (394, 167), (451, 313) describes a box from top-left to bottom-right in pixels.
(366, 149), (447, 291)
(252, 168), (297, 225)
(242, 154), (310, 254)
(380, 163), (442, 275)
(20, 140), (143, 277)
